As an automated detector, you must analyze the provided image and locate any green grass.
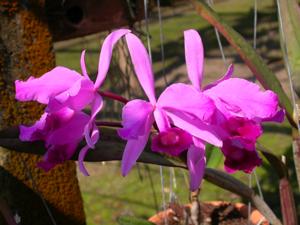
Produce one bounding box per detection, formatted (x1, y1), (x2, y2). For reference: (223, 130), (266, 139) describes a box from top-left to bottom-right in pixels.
(54, 0), (298, 224)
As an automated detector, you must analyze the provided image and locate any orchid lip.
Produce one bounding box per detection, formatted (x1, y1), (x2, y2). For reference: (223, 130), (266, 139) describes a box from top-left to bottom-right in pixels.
(160, 131), (180, 146)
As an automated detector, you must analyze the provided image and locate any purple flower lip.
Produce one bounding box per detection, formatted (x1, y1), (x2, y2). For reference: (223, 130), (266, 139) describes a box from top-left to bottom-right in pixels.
(222, 138), (262, 174)
(159, 130), (180, 146)
(151, 128), (193, 157)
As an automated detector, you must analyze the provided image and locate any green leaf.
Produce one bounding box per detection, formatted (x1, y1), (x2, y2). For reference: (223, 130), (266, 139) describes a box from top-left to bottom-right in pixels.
(191, 0), (296, 128)
(206, 145), (223, 168)
(256, 143), (288, 178)
(117, 216), (155, 225)
(277, 0), (300, 96)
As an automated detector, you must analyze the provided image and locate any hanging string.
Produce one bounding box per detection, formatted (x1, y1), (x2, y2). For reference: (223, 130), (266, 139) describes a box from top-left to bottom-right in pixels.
(207, 1), (265, 222)
(254, 171), (264, 200)
(156, 0), (177, 204)
(276, 0), (300, 134)
(20, 156), (57, 225)
(144, 165), (159, 211)
(248, 1), (264, 222)
(253, 0), (264, 199)
(156, 0), (168, 85)
(276, 0), (300, 194)
(247, 173), (252, 225)
(169, 168), (177, 202)
(206, 0), (227, 65)
(144, 1), (168, 223)
(143, 0), (153, 62)
(159, 167), (168, 225)
(253, 0), (258, 49)
(252, 0), (265, 201)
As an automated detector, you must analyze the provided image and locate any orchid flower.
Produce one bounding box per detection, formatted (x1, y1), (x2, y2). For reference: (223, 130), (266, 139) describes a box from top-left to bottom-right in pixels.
(183, 29), (284, 173)
(118, 33), (224, 191)
(15, 29), (131, 173)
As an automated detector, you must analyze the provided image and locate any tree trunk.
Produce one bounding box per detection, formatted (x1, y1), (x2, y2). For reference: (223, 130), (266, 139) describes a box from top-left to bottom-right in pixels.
(0, 1), (86, 224)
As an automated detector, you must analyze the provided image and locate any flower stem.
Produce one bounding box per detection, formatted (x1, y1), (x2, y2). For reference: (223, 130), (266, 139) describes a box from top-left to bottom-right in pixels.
(95, 121), (123, 128)
(99, 91), (128, 104)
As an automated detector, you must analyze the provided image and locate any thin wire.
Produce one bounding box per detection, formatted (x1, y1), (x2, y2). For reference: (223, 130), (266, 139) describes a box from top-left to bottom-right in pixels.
(144, 1), (167, 223)
(253, 0), (258, 49)
(248, 1), (262, 223)
(206, 0), (227, 65)
(169, 168), (173, 202)
(277, 0), (300, 190)
(20, 156), (57, 225)
(169, 168), (177, 202)
(156, 0), (168, 85)
(205, 0), (266, 211)
(248, 173), (252, 225)
(156, 0), (176, 204)
(172, 168), (177, 190)
(143, 0), (153, 62)
(160, 166), (168, 225)
(276, 0), (300, 134)
(252, 0), (264, 201)
(145, 165), (159, 211)
(254, 170), (264, 200)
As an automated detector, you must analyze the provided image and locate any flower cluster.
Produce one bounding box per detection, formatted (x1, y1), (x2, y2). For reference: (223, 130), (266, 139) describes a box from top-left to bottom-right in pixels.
(15, 29), (284, 191)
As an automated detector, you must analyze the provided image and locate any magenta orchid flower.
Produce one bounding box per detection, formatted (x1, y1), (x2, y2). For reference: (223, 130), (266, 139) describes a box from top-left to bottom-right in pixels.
(118, 33), (224, 191)
(20, 107), (90, 171)
(15, 29), (131, 174)
(183, 29), (284, 173)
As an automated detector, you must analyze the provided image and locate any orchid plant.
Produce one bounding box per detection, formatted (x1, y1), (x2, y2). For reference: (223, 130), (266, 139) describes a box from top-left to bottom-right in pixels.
(15, 28), (284, 192)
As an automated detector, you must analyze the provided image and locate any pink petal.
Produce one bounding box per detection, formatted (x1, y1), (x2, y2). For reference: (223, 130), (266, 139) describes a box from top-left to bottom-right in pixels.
(21, 107), (90, 172)
(19, 113), (48, 141)
(204, 78), (281, 121)
(79, 124), (100, 176)
(121, 110), (154, 176)
(262, 108), (285, 122)
(46, 109), (89, 147)
(184, 29), (204, 90)
(118, 99), (154, 139)
(157, 83), (215, 122)
(78, 145), (90, 175)
(38, 142), (77, 171)
(153, 108), (170, 132)
(15, 66), (82, 104)
(165, 109), (223, 147)
(121, 134), (150, 176)
(203, 64), (234, 90)
(187, 140), (206, 191)
(84, 94), (103, 148)
(125, 33), (156, 104)
(80, 50), (89, 78)
(19, 107), (78, 142)
(95, 29), (131, 88)
(47, 78), (95, 112)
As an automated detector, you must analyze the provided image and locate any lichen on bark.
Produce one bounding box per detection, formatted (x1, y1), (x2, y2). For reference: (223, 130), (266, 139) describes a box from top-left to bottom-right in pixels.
(0, 1), (86, 224)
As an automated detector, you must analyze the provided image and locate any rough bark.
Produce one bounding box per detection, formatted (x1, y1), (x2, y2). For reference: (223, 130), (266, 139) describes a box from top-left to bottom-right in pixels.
(0, 1), (85, 224)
